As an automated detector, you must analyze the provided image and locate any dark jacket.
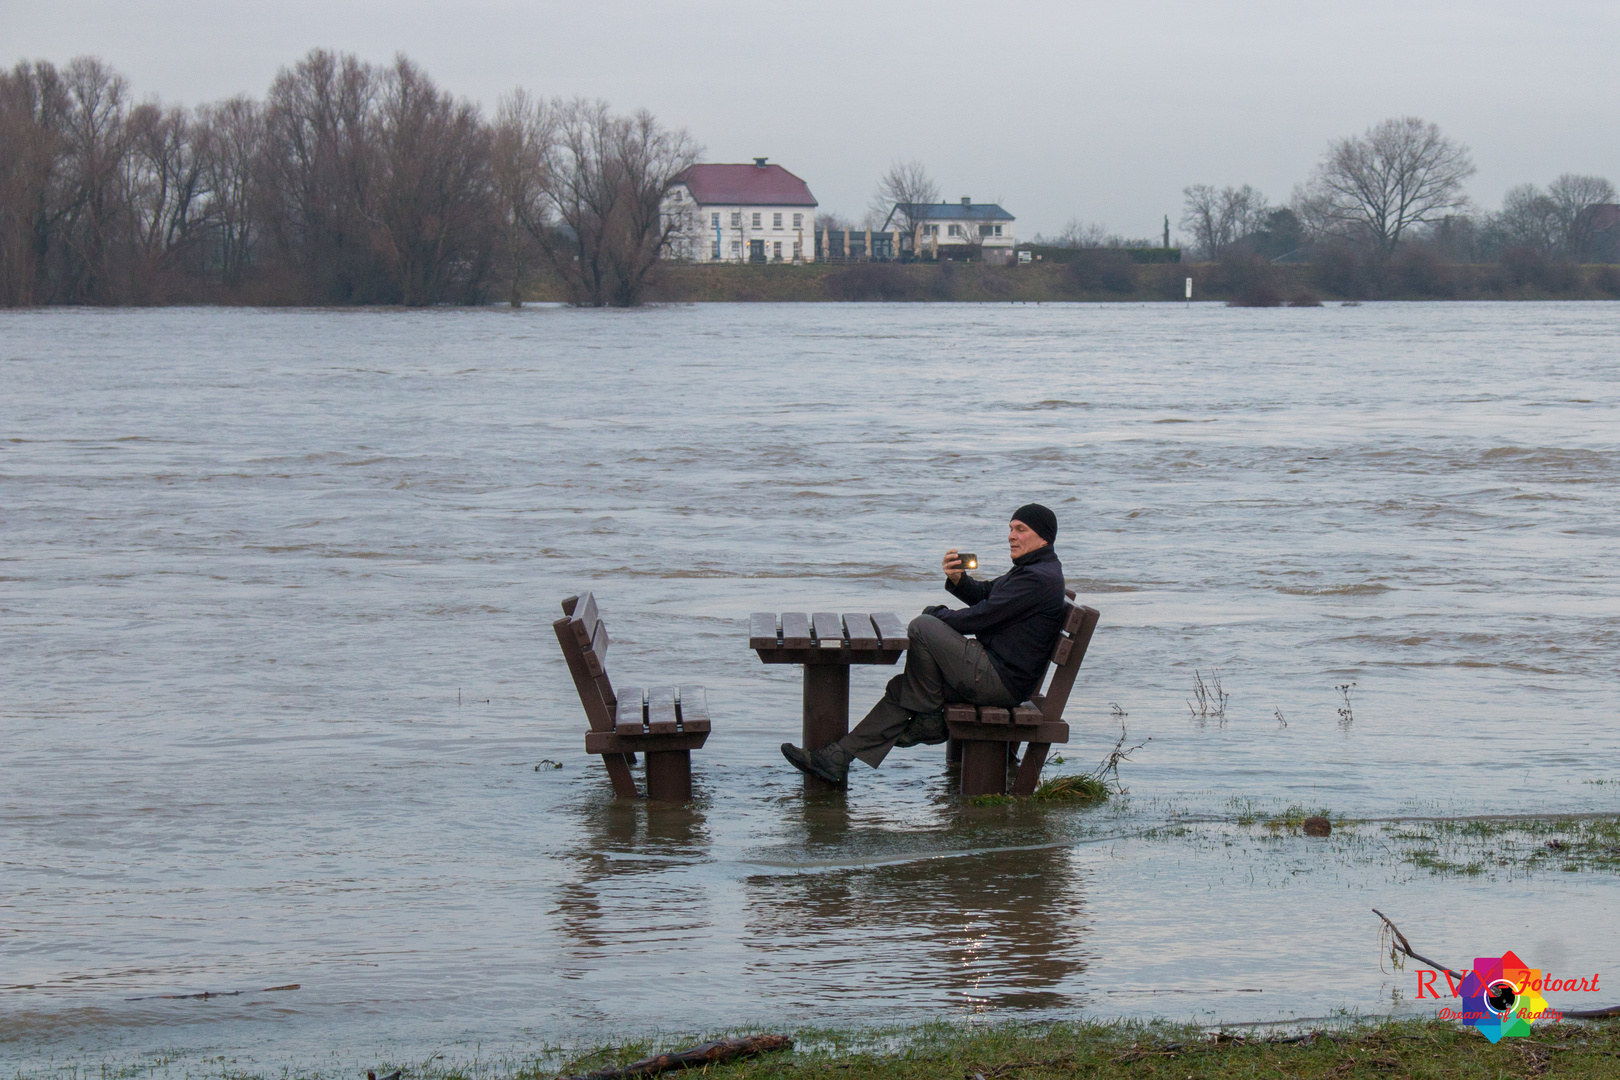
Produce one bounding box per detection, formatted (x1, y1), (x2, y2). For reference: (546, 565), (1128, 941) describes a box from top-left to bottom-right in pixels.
(940, 544), (1067, 701)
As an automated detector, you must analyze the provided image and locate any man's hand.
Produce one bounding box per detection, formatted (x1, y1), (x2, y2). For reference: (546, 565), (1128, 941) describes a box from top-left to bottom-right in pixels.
(943, 548), (965, 584)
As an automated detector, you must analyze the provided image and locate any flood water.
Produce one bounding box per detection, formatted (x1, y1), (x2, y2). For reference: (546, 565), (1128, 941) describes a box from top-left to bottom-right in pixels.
(3, 301), (1619, 1070)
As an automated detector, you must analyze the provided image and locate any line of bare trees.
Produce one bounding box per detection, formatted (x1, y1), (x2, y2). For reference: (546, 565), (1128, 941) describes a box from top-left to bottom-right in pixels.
(0, 51), (697, 307)
(1181, 116), (1617, 267)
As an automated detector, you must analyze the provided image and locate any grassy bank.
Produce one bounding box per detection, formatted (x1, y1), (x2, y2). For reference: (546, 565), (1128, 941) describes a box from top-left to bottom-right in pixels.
(553, 1017), (1620, 1080)
(40, 1017), (1620, 1080)
(519, 260), (1620, 304)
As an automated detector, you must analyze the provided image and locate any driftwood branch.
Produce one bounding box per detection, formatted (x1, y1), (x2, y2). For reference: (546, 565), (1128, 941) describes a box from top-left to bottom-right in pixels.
(125, 983), (299, 1002)
(562, 1034), (792, 1080)
(1372, 909), (1620, 1020)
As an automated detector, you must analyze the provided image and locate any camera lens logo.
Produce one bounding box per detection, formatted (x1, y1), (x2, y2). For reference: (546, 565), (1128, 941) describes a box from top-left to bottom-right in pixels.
(1461, 952), (1548, 1043)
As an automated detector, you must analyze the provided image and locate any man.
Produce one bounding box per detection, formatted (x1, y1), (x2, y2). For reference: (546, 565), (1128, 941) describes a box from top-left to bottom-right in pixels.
(781, 503), (1067, 786)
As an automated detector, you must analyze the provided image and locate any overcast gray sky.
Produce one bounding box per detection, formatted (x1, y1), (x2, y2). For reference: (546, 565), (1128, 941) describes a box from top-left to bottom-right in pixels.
(7, 0), (1618, 239)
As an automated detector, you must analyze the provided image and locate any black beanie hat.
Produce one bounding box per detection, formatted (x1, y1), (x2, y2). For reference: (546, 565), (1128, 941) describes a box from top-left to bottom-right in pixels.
(1012, 503), (1057, 545)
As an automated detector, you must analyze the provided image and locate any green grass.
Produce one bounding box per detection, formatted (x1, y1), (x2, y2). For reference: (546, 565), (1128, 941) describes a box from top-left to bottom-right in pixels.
(36, 1018), (1620, 1080)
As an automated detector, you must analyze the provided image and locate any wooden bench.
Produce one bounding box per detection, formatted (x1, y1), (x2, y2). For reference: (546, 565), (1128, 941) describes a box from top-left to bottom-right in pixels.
(553, 593), (711, 803)
(944, 594), (1100, 797)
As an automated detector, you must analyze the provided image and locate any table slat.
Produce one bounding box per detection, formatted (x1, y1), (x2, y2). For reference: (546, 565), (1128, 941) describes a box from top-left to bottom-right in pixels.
(780, 612), (812, 649)
(677, 684), (709, 729)
(843, 613), (880, 649)
(749, 612), (779, 650)
(870, 611), (907, 649)
(811, 612), (844, 649)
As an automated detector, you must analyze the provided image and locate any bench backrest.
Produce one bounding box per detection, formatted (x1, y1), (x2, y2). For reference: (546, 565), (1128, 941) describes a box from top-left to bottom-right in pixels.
(1036, 595), (1100, 723)
(555, 592), (619, 733)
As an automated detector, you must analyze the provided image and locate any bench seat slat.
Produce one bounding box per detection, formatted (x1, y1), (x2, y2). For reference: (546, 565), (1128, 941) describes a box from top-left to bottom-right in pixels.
(614, 686), (646, 735)
(677, 684), (709, 729)
(978, 706), (1011, 726)
(780, 612), (812, 650)
(648, 687), (678, 734)
(843, 613), (881, 650)
(1012, 704), (1043, 726)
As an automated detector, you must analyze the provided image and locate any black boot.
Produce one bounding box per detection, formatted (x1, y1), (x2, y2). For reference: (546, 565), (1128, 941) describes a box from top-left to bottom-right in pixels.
(781, 741), (850, 784)
(893, 709), (948, 747)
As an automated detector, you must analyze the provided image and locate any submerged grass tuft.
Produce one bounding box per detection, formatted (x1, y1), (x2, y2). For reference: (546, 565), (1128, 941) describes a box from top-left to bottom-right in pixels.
(1032, 774), (1110, 803)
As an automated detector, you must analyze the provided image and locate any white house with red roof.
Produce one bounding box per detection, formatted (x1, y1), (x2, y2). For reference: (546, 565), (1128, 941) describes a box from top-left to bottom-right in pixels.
(664, 158), (818, 263)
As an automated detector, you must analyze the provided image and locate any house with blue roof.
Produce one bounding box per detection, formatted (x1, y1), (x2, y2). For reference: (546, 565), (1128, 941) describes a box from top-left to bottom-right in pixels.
(883, 197), (1017, 263)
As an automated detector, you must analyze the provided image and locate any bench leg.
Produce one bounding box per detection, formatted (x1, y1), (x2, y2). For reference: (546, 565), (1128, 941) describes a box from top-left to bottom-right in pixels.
(946, 737), (963, 765)
(601, 753), (640, 799)
(644, 749), (692, 803)
(959, 740), (1008, 797)
(1012, 742), (1051, 796)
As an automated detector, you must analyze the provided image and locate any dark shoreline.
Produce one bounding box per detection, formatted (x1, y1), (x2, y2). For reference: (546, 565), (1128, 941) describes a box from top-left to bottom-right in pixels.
(7, 262), (1620, 309)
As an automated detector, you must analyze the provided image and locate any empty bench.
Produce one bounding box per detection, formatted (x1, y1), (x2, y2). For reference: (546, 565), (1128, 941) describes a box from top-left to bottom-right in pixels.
(553, 592), (711, 803)
(945, 595), (1100, 797)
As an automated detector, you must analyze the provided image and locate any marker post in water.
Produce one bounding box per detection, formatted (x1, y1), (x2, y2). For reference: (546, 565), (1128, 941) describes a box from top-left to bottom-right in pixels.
(1185, 277), (1193, 307)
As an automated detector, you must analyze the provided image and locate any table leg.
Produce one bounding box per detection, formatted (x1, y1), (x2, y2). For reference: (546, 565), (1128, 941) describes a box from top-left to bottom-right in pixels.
(802, 664), (850, 793)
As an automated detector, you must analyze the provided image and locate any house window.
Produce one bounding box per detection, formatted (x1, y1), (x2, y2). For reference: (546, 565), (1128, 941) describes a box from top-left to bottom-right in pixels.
(979, 224), (994, 237)
(995, 225), (1003, 236)
(793, 241), (801, 259)
(752, 212), (762, 227)
(672, 189), (682, 202)
(773, 241), (783, 260)
(948, 224), (963, 237)
(712, 241), (721, 259)
(711, 212), (720, 227)
(731, 211), (742, 227)
(773, 212), (783, 228)
(793, 213), (802, 228)
(730, 240), (741, 254)
(924, 224), (939, 236)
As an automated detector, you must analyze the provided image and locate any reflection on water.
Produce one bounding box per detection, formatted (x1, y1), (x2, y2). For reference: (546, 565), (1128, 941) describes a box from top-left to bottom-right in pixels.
(2, 302), (1619, 1066)
(744, 803), (1088, 1011)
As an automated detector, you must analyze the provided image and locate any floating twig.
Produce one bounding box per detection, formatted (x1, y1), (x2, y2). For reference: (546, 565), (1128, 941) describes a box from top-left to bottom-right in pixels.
(125, 983), (299, 1002)
(1371, 909), (1620, 1019)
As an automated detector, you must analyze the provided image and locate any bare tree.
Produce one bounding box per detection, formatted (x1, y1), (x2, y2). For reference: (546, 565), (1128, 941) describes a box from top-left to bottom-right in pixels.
(1548, 173), (1617, 260)
(1299, 116), (1474, 256)
(259, 49), (384, 302)
(194, 96), (263, 288)
(1487, 183), (1560, 255)
(367, 56), (495, 305)
(539, 98), (698, 307)
(489, 89), (554, 304)
(123, 102), (207, 294)
(872, 160), (938, 257)
(1179, 184), (1268, 260)
(0, 60), (74, 305)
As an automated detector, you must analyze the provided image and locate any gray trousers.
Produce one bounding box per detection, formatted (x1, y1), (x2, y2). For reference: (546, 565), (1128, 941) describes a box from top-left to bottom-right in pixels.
(840, 614), (1018, 767)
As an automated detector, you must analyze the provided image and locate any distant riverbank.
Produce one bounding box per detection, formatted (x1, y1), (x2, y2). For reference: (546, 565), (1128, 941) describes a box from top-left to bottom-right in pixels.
(518, 260), (1620, 305)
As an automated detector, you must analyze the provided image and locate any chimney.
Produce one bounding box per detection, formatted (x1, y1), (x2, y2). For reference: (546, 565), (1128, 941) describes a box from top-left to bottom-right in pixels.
(961, 196), (971, 206)
(754, 157), (768, 168)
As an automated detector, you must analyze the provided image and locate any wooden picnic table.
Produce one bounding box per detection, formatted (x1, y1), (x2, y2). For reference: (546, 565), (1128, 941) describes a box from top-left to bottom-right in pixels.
(750, 610), (908, 792)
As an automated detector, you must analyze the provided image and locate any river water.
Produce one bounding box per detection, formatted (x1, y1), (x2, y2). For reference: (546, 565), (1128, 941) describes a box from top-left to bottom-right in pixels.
(2, 302), (1618, 1070)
